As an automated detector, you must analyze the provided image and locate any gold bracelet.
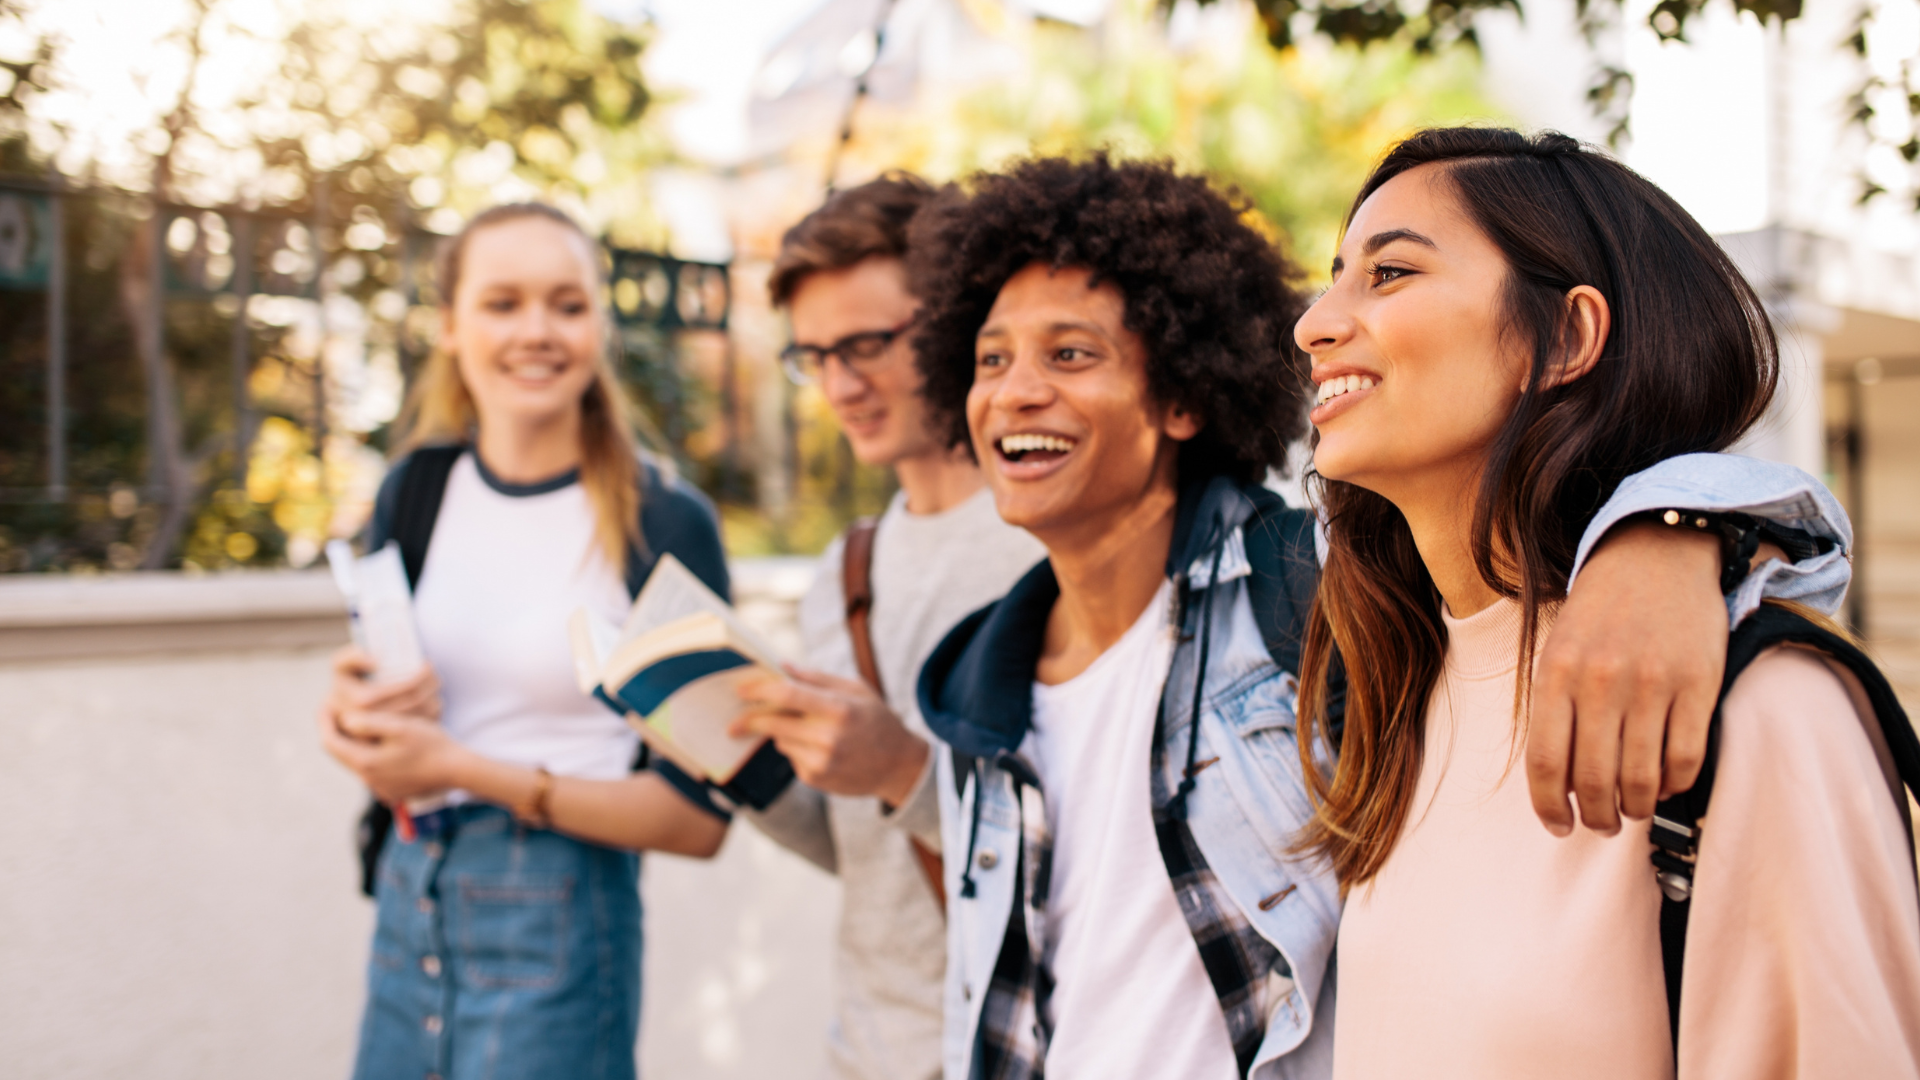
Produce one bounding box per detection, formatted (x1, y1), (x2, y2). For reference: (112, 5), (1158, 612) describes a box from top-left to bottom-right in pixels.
(517, 766), (554, 829)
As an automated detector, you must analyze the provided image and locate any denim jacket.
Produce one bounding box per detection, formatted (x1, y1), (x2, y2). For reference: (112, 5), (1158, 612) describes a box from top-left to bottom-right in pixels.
(915, 455), (1851, 1080)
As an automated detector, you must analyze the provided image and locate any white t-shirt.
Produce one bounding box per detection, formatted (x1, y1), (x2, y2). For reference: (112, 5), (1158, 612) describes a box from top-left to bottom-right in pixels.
(1023, 579), (1240, 1078)
(412, 453), (637, 794)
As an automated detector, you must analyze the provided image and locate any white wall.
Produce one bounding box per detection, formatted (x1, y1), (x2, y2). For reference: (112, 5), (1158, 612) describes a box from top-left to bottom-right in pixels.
(0, 564), (839, 1080)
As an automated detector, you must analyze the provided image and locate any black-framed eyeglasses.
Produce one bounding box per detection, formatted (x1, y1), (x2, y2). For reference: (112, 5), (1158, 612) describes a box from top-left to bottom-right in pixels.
(780, 316), (918, 386)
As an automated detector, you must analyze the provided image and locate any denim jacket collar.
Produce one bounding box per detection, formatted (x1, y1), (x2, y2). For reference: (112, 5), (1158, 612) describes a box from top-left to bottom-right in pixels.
(917, 473), (1267, 759)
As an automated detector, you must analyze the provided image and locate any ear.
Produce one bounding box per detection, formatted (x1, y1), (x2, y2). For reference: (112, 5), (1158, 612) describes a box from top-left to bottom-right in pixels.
(1544, 285), (1610, 389)
(1162, 402), (1204, 443)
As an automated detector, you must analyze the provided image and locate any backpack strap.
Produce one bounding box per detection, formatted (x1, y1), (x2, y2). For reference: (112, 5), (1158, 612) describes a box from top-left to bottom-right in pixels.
(356, 444), (463, 898)
(389, 444), (465, 590)
(1241, 495), (1320, 677)
(1240, 493), (1348, 746)
(840, 516), (948, 917)
(1652, 603), (1920, 1052)
(842, 518), (886, 697)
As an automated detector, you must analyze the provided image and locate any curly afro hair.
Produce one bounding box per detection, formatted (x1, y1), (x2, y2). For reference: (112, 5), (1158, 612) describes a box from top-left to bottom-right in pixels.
(905, 153), (1312, 485)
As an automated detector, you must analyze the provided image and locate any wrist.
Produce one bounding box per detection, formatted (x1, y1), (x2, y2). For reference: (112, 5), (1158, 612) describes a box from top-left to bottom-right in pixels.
(877, 734), (931, 811)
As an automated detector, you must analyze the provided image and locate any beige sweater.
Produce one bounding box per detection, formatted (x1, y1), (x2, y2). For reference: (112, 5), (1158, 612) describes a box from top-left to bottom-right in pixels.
(1335, 599), (1920, 1080)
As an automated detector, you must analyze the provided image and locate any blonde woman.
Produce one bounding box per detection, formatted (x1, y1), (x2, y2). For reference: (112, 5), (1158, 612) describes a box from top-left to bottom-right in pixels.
(317, 203), (729, 1080)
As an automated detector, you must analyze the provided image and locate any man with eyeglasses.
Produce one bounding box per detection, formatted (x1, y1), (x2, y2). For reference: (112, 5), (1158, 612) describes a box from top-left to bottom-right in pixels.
(726, 173), (1044, 1080)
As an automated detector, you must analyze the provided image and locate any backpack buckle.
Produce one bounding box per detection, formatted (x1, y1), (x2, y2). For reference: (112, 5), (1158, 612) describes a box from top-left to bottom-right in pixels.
(1650, 814), (1698, 902)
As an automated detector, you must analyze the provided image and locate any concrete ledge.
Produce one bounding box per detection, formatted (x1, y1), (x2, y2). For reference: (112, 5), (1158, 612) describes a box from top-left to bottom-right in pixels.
(0, 557), (824, 665)
(0, 570), (350, 663)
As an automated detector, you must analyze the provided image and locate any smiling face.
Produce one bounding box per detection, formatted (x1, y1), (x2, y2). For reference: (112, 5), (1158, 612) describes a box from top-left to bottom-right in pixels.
(1295, 166), (1529, 508)
(968, 262), (1199, 542)
(787, 255), (942, 467)
(442, 215), (604, 434)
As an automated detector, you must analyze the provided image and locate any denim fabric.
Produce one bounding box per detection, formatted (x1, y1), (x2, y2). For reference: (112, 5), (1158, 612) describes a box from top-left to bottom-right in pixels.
(352, 804), (642, 1080)
(1571, 453), (1852, 624)
(925, 454), (1853, 1080)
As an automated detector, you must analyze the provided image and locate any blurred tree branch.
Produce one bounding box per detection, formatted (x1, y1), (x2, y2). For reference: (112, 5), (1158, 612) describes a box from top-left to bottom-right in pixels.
(7, 0), (666, 570)
(1181, 0), (1807, 147)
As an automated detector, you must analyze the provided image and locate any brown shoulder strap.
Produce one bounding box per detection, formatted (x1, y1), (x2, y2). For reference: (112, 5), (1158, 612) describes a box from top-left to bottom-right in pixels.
(841, 515), (946, 918)
(843, 517), (886, 698)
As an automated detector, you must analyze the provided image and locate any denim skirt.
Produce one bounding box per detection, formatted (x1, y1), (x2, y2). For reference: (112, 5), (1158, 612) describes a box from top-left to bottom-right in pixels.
(352, 804), (642, 1080)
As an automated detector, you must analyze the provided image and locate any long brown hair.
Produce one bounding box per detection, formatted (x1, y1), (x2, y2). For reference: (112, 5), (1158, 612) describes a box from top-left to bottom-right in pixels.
(1294, 128), (1778, 890)
(393, 203), (645, 570)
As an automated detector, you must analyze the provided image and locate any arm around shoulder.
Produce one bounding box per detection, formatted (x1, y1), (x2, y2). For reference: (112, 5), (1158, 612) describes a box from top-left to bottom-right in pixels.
(1573, 452), (1853, 622)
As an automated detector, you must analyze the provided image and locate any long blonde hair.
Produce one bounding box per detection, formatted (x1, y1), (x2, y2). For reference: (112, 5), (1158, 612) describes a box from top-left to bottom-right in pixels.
(393, 203), (645, 571)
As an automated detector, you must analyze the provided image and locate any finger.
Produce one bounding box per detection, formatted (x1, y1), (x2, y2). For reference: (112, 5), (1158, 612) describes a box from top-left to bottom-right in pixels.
(735, 674), (799, 709)
(746, 711), (835, 754)
(1660, 676), (1717, 800)
(1615, 688), (1671, 820)
(740, 678), (849, 723)
(332, 645), (375, 678)
(784, 664), (875, 698)
(777, 742), (833, 786)
(319, 717), (376, 771)
(379, 680), (442, 719)
(1569, 690), (1626, 836)
(339, 709), (410, 742)
(1525, 656), (1578, 838)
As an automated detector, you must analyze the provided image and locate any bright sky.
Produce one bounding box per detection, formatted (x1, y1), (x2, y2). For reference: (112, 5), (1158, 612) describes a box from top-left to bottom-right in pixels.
(15, 0), (825, 182)
(627, 0), (826, 164)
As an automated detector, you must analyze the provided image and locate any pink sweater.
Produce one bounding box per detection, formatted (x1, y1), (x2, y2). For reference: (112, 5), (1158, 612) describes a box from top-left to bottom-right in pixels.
(1334, 599), (1920, 1079)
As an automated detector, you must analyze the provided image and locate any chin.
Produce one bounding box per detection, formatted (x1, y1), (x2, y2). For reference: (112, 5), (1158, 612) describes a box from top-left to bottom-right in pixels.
(845, 432), (903, 467)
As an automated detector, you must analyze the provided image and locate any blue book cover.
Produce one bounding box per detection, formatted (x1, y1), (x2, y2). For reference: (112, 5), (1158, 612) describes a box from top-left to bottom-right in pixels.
(570, 555), (784, 784)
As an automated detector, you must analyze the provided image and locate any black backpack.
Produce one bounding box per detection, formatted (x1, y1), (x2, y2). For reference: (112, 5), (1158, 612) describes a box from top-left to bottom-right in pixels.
(1651, 602), (1920, 1053)
(352, 446), (462, 895)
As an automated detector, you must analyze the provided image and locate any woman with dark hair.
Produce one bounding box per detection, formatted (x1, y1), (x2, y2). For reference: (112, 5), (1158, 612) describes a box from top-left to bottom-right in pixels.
(1294, 127), (1920, 1077)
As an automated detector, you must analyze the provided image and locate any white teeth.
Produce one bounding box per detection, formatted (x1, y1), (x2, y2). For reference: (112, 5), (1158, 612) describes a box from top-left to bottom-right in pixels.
(999, 433), (1077, 455)
(1315, 374), (1377, 406)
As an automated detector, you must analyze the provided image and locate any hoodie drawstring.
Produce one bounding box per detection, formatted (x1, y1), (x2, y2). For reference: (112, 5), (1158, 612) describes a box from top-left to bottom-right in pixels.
(958, 756), (984, 898)
(1168, 514), (1225, 821)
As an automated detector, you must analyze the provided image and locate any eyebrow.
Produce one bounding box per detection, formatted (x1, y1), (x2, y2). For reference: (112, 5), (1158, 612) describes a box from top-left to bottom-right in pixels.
(1329, 228), (1440, 277)
(976, 318), (1110, 341)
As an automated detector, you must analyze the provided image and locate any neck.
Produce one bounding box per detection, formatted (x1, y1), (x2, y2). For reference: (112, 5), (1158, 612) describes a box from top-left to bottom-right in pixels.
(474, 411), (582, 484)
(1033, 460), (1180, 686)
(1381, 463), (1502, 620)
(893, 445), (985, 515)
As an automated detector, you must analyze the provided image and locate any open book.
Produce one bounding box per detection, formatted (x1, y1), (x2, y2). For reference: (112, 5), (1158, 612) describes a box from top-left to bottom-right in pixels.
(570, 554), (793, 808)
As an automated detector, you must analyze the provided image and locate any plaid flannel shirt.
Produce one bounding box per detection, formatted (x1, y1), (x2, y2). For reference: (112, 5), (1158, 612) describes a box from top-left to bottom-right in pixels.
(965, 581), (1291, 1080)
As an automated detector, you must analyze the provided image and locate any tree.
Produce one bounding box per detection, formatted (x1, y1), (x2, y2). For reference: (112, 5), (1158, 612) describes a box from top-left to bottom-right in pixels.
(856, 0), (1496, 273)
(1, 0), (666, 571)
(1185, 0), (1807, 146)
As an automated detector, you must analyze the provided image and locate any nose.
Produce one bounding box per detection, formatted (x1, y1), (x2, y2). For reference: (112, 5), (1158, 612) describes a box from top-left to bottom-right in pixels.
(818, 353), (871, 406)
(988, 350), (1055, 413)
(515, 300), (560, 345)
(1294, 282), (1354, 356)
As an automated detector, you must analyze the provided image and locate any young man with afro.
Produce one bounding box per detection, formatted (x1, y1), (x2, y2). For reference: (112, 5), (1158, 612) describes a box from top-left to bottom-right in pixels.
(905, 154), (1851, 1079)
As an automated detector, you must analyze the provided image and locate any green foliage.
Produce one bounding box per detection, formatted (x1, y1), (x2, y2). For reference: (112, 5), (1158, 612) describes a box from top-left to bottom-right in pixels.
(875, 2), (1498, 275)
(1193, 0), (1802, 53)
(1187, 0), (1809, 148)
(0, 0), (676, 572)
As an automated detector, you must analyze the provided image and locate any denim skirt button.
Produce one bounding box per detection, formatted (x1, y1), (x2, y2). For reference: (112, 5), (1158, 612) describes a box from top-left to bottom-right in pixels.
(416, 897), (433, 915)
(976, 849), (999, 870)
(423, 1015), (442, 1035)
(421, 955), (441, 978)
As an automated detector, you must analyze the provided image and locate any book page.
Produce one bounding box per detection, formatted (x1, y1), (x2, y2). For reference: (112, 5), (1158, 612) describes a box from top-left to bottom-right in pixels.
(568, 608), (623, 695)
(624, 554), (781, 667)
(632, 666), (769, 782)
